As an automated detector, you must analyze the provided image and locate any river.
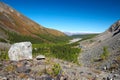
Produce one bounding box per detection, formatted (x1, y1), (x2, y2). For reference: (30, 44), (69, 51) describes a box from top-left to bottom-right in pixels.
(69, 38), (82, 44)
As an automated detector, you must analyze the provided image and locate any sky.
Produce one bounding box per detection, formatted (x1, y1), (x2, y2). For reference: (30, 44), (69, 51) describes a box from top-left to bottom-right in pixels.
(2, 0), (120, 33)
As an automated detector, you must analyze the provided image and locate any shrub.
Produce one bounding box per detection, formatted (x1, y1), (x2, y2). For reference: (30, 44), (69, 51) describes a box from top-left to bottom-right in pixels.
(100, 46), (109, 60)
(47, 63), (61, 77)
(0, 38), (7, 43)
(0, 51), (9, 60)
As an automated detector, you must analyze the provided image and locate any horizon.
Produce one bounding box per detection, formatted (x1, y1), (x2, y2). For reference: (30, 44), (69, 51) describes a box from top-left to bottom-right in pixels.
(2, 0), (120, 33)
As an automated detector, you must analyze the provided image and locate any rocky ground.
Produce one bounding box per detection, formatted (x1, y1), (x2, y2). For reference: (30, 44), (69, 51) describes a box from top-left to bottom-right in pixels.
(0, 57), (119, 80)
(53, 59), (112, 80)
(1, 38), (120, 80)
(78, 22), (120, 80)
(79, 44), (120, 80)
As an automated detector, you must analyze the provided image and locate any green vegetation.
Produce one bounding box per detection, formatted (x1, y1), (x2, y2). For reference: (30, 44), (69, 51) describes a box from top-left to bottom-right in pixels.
(37, 34), (70, 43)
(33, 42), (81, 63)
(8, 32), (69, 44)
(0, 51), (9, 60)
(0, 42), (80, 63)
(47, 63), (61, 77)
(0, 26), (70, 44)
(100, 46), (110, 60)
(0, 38), (7, 43)
(0, 27), (81, 63)
(71, 34), (98, 41)
(8, 32), (44, 44)
(7, 32), (70, 44)
(51, 44), (80, 63)
(71, 34), (98, 38)
(52, 63), (61, 76)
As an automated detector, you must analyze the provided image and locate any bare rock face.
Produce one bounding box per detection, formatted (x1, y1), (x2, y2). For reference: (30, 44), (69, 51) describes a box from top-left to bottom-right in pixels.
(8, 42), (32, 61)
(108, 20), (120, 33)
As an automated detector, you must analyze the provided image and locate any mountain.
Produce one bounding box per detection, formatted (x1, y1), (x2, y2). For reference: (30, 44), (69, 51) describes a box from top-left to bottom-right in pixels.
(0, 2), (68, 44)
(64, 32), (99, 36)
(79, 20), (120, 75)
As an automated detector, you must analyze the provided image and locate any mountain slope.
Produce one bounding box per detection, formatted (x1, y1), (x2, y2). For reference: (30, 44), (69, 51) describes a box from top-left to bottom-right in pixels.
(79, 20), (120, 75)
(0, 2), (67, 43)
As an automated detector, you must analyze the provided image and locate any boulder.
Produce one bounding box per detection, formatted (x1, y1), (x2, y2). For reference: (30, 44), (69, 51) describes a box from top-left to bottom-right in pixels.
(16, 66), (31, 73)
(36, 55), (45, 60)
(8, 42), (32, 61)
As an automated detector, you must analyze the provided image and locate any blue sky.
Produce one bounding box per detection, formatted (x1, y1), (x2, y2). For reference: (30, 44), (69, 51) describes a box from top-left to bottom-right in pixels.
(2, 0), (120, 33)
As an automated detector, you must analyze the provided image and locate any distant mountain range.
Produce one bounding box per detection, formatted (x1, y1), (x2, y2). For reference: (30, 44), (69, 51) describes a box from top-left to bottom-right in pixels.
(0, 2), (68, 44)
(64, 32), (99, 36)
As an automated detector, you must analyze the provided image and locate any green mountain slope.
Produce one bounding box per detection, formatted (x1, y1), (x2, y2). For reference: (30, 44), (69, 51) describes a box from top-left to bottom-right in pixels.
(0, 2), (69, 44)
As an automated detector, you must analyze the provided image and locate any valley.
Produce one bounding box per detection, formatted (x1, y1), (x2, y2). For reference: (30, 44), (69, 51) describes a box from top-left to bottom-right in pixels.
(0, 1), (120, 80)
(69, 38), (82, 44)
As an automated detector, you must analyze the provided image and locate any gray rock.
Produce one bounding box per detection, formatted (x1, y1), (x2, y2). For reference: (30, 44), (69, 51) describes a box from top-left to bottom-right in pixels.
(36, 55), (45, 60)
(57, 74), (68, 80)
(107, 77), (113, 80)
(79, 71), (84, 74)
(1, 77), (7, 80)
(103, 66), (107, 70)
(16, 66), (31, 73)
(0, 42), (11, 51)
(36, 74), (53, 80)
(8, 42), (32, 61)
(27, 78), (35, 80)
(113, 74), (119, 78)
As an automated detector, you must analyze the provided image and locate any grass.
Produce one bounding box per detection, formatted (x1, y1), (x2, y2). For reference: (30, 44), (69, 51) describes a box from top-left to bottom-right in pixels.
(0, 27), (80, 63)
(33, 42), (81, 63)
(100, 46), (109, 60)
(8, 32), (70, 44)
(0, 39), (80, 63)
(0, 38), (7, 43)
(0, 40), (81, 63)
(71, 34), (98, 40)
(0, 50), (9, 60)
(0, 26), (70, 44)
(47, 63), (61, 77)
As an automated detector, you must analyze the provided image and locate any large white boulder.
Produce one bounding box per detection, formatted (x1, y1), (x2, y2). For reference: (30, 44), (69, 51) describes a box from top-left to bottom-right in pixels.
(8, 42), (32, 61)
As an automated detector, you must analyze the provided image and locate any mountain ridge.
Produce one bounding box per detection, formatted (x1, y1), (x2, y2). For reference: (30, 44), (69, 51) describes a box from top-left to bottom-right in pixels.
(79, 20), (120, 77)
(0, 2), (67, 44)
(64, 32), (100, 36)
